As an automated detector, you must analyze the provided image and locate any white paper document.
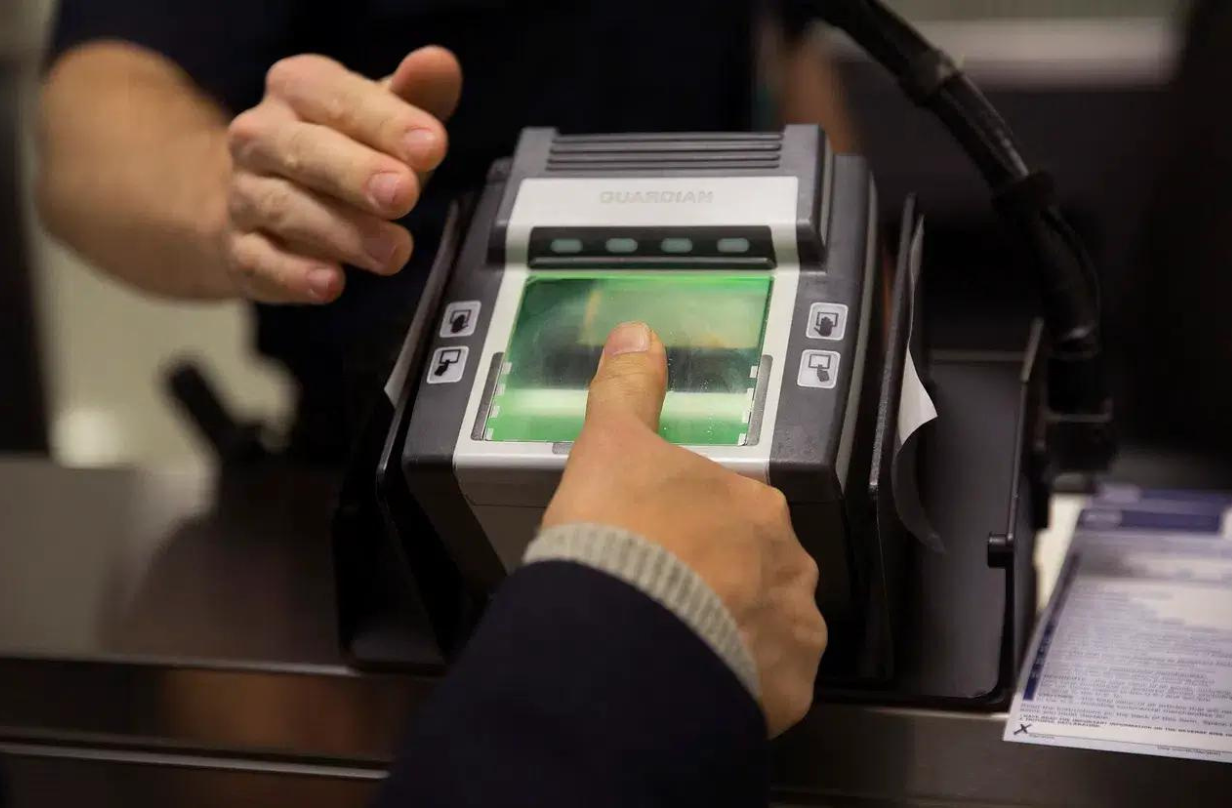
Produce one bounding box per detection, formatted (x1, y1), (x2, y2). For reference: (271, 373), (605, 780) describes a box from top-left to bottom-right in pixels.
(891, 223), (942, 551)
(1006, 489), (1232, 763)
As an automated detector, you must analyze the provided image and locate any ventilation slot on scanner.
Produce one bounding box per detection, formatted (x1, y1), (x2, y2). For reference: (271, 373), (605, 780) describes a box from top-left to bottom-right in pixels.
(546, 132), (783, 173)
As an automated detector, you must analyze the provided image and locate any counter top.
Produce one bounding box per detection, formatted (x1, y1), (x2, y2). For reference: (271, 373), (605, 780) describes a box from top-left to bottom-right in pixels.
(1, 457), (1229, 807)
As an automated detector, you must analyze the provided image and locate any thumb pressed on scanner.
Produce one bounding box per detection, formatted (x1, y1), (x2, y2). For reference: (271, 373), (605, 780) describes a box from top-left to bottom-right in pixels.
(583, 322), (668, 433)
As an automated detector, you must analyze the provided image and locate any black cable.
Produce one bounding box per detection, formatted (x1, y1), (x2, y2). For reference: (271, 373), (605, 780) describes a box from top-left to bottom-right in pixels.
(810, 0), (1111, 445)
(818, 1), (1026, 184)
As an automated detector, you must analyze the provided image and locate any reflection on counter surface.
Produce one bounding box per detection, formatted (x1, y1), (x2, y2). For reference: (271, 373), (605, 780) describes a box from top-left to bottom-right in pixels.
(0, 459), (423, 763)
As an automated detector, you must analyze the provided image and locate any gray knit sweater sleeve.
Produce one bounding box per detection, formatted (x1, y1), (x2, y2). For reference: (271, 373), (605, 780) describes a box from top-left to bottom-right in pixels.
(523, 523), (760, 700)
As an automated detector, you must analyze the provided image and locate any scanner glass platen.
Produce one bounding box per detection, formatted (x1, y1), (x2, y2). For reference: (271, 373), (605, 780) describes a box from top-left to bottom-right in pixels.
(483, 271), (772, 445)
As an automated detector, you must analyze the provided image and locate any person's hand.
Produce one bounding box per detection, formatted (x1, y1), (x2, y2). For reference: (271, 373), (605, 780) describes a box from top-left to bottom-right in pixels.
(543, 322), (827, 736)
(223, 46), (462, 303)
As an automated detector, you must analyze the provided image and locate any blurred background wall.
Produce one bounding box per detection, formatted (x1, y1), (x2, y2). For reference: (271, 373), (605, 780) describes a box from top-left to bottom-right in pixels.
(4, 0), (1190, 469)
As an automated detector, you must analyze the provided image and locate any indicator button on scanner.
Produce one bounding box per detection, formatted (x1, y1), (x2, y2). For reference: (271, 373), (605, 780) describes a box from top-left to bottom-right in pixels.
(806, 302), (848, 341)
(550, 238), (583, 254)
(717, 237), (751, 254)
(440, 300), (481, 338)
(605, 238), (638, 254)
(661, 237), (693, 254)
(797, 350), (840, 389)
(427, 346), (469, 384)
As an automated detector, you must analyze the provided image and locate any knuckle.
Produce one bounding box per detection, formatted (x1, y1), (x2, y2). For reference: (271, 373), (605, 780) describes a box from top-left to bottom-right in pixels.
(264, 57), (299, 96)
(227, 233), (262, 279)
(595, 354), (664, 392)
(599, 359), (655, 386)
(801, 551), (820, 590)
(813, 612), (830, 654)
(265, 54), (330, 97)
(766, 485), (789, 514)
(588, 375), (657, 413)
(259, 181), (296, 232)
(281, 126), (313, 174)
(707, 564), (759, 614)
(226, 110), (265, 161)
(378, 114), (416, 151)
(755, 485), (790, 526)
(725, 476), (763, 519)
(318, 89), (353, 130)
(226, 182), (250, 224)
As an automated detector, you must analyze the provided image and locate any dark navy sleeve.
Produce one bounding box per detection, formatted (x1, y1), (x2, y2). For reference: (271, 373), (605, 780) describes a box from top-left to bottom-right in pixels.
(375, 561), (769, 808)
(48, 0), (311, 113)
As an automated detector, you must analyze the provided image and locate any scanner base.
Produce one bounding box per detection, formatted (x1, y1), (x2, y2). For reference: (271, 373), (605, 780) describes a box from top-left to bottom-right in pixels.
(335, 329), (1040, 708)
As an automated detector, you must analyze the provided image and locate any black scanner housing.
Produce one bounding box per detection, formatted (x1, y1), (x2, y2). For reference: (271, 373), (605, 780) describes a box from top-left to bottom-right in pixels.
(334, 127), (1039, 702)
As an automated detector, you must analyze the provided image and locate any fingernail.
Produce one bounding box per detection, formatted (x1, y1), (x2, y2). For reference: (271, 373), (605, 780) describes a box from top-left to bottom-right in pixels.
(367, 172), (403, 210)
(308, 267), (339, 301)
(605, 322), (651, 356)
(404, 129), (440, 167)
(364, 233), (396, 267)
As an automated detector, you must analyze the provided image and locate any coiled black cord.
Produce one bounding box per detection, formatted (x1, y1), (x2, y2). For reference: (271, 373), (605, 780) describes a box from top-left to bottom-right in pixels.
(814, 0), (1108, 422)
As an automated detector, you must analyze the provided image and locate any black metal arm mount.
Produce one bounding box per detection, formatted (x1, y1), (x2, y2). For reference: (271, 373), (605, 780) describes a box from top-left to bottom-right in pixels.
(811, 0), (1116, 474)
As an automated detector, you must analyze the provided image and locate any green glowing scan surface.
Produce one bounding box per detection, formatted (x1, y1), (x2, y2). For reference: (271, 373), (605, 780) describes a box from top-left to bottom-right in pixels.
(483, 271), (771, 445)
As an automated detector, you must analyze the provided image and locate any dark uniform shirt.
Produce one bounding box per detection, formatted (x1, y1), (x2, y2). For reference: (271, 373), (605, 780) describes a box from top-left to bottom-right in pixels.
(51, 0), (810, 461)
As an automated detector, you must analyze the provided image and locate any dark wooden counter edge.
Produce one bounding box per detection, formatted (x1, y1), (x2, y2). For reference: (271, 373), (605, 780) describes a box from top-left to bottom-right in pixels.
(3, 653), (1231, 808)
